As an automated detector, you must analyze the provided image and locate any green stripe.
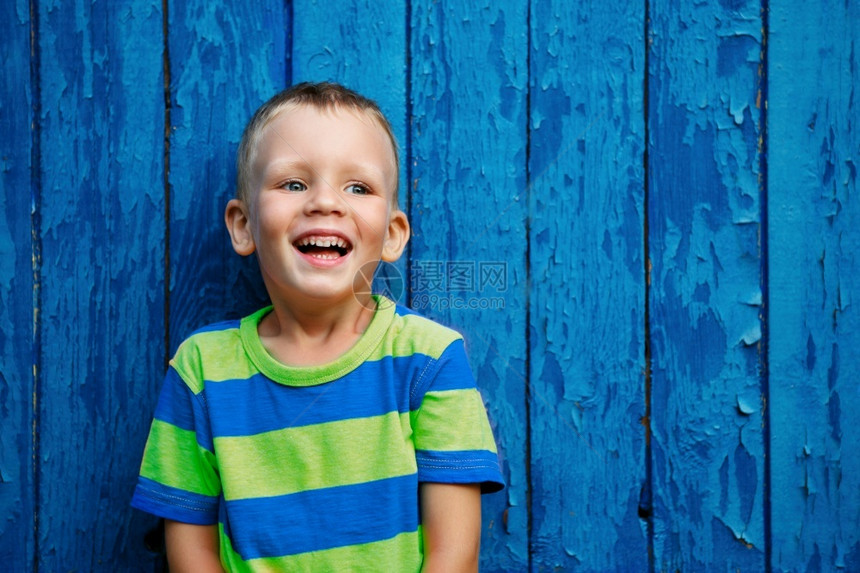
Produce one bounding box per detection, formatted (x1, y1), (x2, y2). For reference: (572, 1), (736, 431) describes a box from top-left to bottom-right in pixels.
(365, 312), (462, 362)
(171, 329), (256, 389)
(214, 412), (417, 501)
(139, 419), (220, 496)
(220, 527), (422, 572)
(411, 389), (498, 453)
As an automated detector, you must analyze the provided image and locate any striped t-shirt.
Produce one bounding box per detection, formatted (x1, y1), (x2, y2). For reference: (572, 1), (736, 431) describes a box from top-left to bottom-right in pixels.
(131, 298), (504, 571)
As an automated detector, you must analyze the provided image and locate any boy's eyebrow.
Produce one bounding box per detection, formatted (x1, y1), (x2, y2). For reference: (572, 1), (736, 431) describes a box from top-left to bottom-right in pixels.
(262, 158), (389, 182)
(264, 126), (393, 240)
(259, 159), (313, 179)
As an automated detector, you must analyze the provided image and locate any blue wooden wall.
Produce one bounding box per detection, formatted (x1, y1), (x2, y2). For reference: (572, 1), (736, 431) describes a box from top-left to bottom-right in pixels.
(0, 1), (857, 571)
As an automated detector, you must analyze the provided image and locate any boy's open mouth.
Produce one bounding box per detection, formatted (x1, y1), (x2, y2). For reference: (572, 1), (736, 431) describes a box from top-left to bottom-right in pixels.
(294, 235), (353, 260)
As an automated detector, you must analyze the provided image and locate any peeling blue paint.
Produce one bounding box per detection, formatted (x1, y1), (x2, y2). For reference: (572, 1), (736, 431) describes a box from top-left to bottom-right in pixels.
(0, 2), (36, 568)
(769, 0), (859, 570)
(649, 0), (765, 568)
(737, 395), (755, 415)
(806, 332), (817, 370)
(28, 1), (167, 569)
(529, 2), (647, 570)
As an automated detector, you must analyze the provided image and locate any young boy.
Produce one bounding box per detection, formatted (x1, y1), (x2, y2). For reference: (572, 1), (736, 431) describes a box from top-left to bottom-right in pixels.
(131, 82), (504, 572)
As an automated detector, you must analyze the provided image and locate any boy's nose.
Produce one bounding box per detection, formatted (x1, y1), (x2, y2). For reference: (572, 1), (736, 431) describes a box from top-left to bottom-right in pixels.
(304, 183), (347, 215)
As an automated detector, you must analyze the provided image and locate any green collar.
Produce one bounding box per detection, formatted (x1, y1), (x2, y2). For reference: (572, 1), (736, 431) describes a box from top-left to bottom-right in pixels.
(239, 295), (395, 386)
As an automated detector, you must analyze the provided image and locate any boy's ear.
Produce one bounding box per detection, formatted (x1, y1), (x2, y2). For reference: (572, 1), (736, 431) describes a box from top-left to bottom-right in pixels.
(225, 198), (256, 256)
(381, 209), (410, 262)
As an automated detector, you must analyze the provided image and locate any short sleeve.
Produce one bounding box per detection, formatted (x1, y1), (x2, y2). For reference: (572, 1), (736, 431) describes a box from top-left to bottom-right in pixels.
(131, 366), (222, 524)
(410, 339), (504, 493)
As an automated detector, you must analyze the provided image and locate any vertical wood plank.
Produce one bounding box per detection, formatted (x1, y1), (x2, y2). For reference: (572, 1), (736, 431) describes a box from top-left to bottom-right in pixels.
(168, 1), (286, 347)
(0, 1), (35, 568)
(36, 0), (165, 569)
(768, 0), (860, 569)
(528, 1), (648, 570)
(409, 2), (529, 570)
(648, 0), (765, 569)
(291, 0), (408, 208)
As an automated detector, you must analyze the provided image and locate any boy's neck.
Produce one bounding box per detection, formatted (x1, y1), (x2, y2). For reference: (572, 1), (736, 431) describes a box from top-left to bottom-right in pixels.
(257, 296), (376, 367)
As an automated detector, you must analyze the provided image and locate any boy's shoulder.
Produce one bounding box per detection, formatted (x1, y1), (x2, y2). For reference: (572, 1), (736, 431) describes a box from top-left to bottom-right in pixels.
(169, 311), (264, 391)
(175, 316), (244, 354)
(386, 303), (465, 360)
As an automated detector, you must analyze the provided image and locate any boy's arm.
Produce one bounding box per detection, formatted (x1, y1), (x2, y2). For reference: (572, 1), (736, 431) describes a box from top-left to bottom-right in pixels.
(164, 520), (224, 573)
(419, 482), (482, 573)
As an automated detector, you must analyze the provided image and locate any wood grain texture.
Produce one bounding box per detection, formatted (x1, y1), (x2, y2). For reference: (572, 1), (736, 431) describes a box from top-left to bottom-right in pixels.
(648, 0), (765, 569)
(409, 2), (529, 570)
(167, 1), (285, 349)
(768, 0), (860, 569)
(35, 0), (165, 569)
(528, 1), (647, 570)
(0, 1), (35, 569)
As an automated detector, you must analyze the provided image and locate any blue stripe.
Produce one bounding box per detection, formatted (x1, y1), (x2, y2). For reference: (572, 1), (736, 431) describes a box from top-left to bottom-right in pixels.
(223, 474), (418, 559)
(409, 339), (478, 410)
(131, 476), (219, 525)
(416, 449), (505, 494)
(426, 339), (478, 392)
(153, 368), (214, 451)
(190, 319), (241, 336)
(203, 355), (429, 437)
(154, 368), (200, 430)
(395, 304), (421, 317)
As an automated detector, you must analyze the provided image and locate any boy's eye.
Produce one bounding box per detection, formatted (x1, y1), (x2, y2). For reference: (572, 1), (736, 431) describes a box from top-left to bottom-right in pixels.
(283, 180), (306, 192)
(346, 184), (370, 195)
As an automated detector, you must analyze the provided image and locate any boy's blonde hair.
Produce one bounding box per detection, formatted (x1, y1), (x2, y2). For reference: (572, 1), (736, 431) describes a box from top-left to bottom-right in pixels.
(236, 82), (400, 206)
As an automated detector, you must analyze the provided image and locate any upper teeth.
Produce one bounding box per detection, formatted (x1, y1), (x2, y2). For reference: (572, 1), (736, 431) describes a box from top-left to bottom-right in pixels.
(298, 236), (348, 249)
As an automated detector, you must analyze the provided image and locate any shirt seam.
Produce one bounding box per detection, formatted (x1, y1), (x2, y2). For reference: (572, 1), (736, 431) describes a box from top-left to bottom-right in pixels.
(137, 486), (217, 513)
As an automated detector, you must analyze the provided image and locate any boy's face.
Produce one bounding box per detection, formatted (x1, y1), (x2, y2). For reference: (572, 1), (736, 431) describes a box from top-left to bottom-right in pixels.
(228, 104), (408, 307)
